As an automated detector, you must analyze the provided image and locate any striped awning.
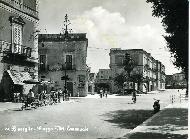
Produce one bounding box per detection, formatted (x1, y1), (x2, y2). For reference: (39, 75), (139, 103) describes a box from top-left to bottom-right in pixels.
(7, 70), (32, 85)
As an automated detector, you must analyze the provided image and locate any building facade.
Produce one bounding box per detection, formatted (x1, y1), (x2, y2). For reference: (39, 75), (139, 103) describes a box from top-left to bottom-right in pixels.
(95, 69), (111, 91)
(166, 72), (187, 89)
(0, 0), (39, 101)
(109, 48), (166, 93)
(38, 33), (88, 97)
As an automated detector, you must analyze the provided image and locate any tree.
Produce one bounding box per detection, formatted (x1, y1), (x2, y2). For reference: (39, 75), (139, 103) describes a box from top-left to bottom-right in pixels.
(114, 73), (126, 90)
(123, 53), (135, 77)
(146, 0), (189, 94)
(130, 73), (144, 91)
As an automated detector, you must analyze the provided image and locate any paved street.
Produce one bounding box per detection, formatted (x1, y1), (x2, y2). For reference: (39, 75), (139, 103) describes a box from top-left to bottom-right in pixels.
(0, 89), (184, 139)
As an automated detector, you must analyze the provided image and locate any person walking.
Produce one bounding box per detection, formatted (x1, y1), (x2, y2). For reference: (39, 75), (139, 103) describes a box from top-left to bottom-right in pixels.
(102, 88), (105, 97)
(105, 89), (108, 98)
(28, 89), (35, 103)
(58, 88), (62, 103)
(100, 88), (103, 98)
(64, 89), (69, 101)
(132, 90), (137, 103)
(63, 89), (66, 101)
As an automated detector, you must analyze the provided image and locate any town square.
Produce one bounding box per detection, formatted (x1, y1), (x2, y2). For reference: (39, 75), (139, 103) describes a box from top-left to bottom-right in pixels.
(0, 0), (188, 139)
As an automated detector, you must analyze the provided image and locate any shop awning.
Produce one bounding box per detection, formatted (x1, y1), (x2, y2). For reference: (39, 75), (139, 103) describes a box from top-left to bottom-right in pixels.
(7, 70), (33, 85)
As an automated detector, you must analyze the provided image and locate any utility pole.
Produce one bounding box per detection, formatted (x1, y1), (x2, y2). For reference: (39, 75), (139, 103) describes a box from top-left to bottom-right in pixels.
(61, 14), (72, 93)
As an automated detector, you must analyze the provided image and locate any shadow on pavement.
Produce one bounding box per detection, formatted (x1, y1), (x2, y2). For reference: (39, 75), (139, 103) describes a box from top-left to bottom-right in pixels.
(146, 108), (188, 126)
(102, 109), (154, 129)
(125, 132), (188, 139)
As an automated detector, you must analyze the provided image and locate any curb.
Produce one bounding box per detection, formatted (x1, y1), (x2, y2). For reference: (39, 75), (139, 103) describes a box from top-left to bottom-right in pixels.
(122, 103), (172, 138)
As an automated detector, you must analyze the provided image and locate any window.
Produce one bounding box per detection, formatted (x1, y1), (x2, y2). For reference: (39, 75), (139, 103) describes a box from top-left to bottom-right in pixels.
(9, 16), (25, 54)
(66, 55), (72, 69)
(12, 24), (22, 54)
(40, 55), (46, 71)
(115, 55), (124, 66)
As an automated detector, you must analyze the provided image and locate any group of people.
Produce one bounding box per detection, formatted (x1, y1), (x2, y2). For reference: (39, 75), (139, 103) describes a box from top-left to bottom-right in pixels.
(99, 88), (108, 98)
(21, 88), (70, 109)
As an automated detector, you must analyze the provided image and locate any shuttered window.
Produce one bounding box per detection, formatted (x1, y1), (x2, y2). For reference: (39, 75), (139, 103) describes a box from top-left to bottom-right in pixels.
(13, 24), (22, 54)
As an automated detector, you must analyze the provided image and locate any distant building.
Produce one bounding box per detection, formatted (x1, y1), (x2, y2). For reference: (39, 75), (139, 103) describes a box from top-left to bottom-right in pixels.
(160, 63), (166, 90)
(38, 33), (88, 97)
(109, 49), (166, 93)
(95, 69), (111, 91)
(166, 72), (187, 89)
(0, 0), (39, 101)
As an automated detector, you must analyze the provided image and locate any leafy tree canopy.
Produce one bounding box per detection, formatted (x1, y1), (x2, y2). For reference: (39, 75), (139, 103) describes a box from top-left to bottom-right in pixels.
(146, 0), (189, 80)
(114, 73), (126, 88)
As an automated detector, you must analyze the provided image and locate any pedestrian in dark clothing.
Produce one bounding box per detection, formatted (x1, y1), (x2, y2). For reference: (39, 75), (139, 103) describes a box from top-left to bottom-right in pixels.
(132, 90), (136, 103)
(58, 89), (62, 103)
(102, 89), (105, 97)
(64, 89), (69, 101)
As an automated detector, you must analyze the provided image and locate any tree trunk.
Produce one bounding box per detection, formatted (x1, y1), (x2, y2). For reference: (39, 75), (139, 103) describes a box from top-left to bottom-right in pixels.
(186, 79), (188, 97)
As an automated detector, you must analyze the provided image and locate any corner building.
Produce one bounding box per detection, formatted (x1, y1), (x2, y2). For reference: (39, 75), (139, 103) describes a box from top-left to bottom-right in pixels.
(0, 0), (39, 101)
(38, 33), (88, 97)
(109, 49), (166, 93)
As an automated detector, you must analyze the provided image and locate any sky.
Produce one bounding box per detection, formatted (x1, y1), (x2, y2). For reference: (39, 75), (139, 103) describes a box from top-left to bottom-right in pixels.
(38, 0), (181, 75)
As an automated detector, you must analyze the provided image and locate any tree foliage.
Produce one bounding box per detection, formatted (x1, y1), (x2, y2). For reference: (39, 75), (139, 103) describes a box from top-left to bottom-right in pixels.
(114, 73), (126, 89)
(123, 53), (135, 77)
(146, 0), (189, 81)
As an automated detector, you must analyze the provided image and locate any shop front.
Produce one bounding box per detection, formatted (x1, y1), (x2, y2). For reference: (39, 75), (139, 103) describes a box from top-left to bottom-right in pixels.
(0, 70), (36, 102)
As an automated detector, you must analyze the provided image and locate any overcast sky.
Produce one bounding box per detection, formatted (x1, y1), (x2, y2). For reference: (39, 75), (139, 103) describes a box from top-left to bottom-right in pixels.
(38, 0), (181, 75)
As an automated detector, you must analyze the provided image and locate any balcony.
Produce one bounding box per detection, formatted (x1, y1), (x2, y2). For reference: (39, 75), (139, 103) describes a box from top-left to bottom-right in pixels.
(62, 64), (76, 71)
(46, 64), (76, 72)
(0, 40), (37, 66)
(0, 0), (38, 19)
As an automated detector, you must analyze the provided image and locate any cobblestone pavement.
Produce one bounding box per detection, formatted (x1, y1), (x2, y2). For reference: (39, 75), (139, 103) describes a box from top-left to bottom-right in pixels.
(0, 89), (185, 139)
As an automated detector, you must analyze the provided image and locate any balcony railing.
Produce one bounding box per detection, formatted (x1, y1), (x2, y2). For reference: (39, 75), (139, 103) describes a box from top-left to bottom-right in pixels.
(0, 41), (32, 58)
(62, 64), (76, 70)
(0, 0), (38, 18)
(45, 64), (76, 72)
(0, 40), (37, 66)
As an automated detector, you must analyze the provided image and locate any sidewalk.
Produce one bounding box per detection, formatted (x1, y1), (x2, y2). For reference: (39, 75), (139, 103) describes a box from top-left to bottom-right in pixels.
(123, 100), (188, 139)
(0, 102), (22, 112)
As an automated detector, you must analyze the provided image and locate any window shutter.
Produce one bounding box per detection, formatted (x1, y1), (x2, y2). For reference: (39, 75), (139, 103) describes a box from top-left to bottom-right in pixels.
(17, 27), (22, 54)
(13, 24), (22, 54)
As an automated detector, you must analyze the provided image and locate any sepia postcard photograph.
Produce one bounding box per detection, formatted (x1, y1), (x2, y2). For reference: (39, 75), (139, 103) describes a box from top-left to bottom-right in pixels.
(0, 0), (188, 139)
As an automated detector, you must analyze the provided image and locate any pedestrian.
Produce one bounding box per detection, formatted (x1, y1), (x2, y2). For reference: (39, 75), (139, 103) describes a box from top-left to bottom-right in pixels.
(50, 90), (55, 104)
(63, 90), (65, 101)
(67, 90), (70, 101)
(105, 89), (108, 98)
(26, 89), (34, 107)
(58, 88), (62, 103)
(64, 89), (69, 101)
(53, 89), (58, 103)
(100, 88), (103, 98)
(43, 91), (47, 105)
(102, 88), (105, 97)
(132, 90), (136, 103)
(28, 89), (35, 103)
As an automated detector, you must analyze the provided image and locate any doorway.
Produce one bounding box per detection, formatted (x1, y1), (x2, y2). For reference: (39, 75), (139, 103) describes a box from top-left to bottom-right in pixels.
(67, 82), (73, 97)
